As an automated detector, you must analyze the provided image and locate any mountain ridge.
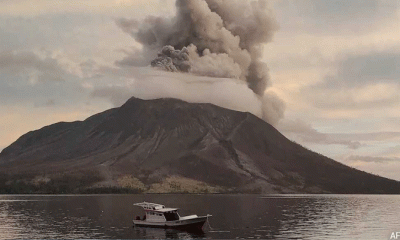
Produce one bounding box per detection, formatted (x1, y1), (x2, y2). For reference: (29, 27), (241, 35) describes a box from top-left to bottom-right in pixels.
(1, 97), (400, 194)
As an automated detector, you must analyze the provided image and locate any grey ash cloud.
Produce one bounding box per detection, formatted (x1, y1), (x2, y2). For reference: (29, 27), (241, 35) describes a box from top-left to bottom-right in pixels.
(116, 0), (279, 96)
(114, 0), (285, 126)
(150, 45), (190, 72)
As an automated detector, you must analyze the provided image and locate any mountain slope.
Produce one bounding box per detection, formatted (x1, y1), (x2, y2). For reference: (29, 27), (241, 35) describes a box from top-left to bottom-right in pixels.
(1, 97), (399, 194)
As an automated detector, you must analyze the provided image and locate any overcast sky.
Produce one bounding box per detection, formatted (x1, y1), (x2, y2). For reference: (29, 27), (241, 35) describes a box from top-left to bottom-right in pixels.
(1, 0), (399, 180)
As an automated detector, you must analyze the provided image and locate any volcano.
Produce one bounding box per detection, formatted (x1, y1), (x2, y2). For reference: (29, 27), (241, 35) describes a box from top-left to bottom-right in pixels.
(1, 97), (399, 194)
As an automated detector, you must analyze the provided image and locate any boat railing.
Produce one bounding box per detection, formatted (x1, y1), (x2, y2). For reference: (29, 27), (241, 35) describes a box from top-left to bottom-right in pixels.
(134, 202), (166, 210)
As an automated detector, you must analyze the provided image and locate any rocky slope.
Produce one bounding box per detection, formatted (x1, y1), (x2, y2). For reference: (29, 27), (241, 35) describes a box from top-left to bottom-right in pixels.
(1, 97), (400, 194)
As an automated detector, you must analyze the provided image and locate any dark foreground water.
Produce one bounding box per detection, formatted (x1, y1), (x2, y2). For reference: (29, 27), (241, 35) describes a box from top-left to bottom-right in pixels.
(0, 194), (399, 239)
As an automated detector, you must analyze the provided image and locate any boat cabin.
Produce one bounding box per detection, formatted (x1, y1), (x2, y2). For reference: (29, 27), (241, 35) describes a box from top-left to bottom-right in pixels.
(134, 202), (180, 222)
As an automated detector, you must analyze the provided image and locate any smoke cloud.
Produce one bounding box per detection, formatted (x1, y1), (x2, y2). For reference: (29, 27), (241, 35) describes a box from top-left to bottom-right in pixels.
(92, 68), (263, 117)
(116, 0), (284, 125)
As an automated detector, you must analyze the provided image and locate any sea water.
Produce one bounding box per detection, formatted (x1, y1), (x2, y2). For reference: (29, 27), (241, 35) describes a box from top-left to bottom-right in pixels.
(0, 194), (399, 239)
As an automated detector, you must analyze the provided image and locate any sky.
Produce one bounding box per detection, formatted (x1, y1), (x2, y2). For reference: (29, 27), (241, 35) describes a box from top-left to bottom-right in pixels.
(0, 0), (399, 180)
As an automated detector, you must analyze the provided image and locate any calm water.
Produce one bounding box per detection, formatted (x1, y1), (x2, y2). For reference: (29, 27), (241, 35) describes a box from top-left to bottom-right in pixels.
(0, 194), (399, 239)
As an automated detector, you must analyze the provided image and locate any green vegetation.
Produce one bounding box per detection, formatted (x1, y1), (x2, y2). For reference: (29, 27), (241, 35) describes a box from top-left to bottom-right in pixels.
(0, 171), (102, 194)
(147, 176), (223, 193)
(0, 173), (226, 194)
(117, 175), (147, 192)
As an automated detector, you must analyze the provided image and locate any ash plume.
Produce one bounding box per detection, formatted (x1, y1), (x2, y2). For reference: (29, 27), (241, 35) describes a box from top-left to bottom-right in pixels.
(116, 0), (285, 125)
(151, 45), (191, 72)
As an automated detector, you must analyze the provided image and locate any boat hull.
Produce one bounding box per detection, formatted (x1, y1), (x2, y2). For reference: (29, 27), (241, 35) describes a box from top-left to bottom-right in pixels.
(133, 216), (208, 231)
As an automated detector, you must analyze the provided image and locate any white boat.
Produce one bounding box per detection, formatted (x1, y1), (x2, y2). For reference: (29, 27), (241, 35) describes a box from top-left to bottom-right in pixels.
(133, 202), (211, 231)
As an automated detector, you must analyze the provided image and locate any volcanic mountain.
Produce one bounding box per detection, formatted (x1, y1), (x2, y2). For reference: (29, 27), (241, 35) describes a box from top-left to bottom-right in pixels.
(1, 97), (399, 194)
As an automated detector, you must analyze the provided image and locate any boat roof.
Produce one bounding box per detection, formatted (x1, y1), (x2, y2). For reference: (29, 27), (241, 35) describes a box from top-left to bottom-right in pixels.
(133, 202), (178, 212)
(153, 207), (178, 212)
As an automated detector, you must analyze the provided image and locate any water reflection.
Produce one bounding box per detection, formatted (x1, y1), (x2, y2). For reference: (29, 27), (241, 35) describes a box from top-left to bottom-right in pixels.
(134, 226), (205, 239)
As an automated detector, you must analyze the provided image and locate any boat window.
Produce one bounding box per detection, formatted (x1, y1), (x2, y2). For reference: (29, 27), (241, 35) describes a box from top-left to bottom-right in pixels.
(164, 211), (179, 221)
